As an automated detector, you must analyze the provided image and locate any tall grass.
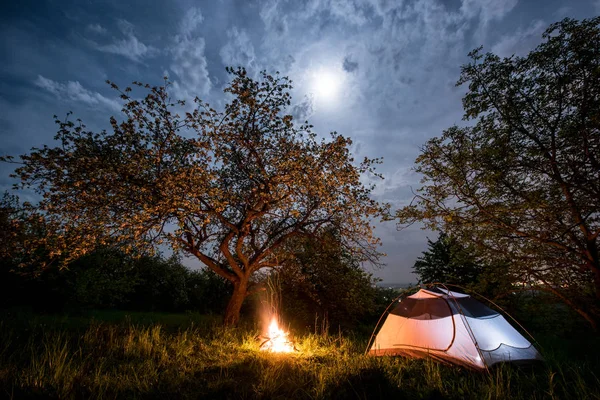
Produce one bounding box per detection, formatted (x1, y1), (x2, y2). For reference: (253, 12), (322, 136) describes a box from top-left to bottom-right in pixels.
(0, 312), (598, 399)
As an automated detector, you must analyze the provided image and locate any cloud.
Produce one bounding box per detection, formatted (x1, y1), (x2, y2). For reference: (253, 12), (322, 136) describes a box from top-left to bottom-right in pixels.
(251, 0), (525, 185)
(459, 0), (518, 42)
(342, 56), (358, 72)
(220, 28), (257, 70)
(86, 23), (107, 35)
(373, 166), (421, 204)
(260, 0), (289, 35)
(96, 19), (157, 62)
(460, 0), (518, 24)
(97, 35), (156, 62)
(491, 20), (547, 58)
(328, 0), (370, 26)
(116, 19), (136, 35)
(34, 75), (121, 113)
(366, 0), (398, 16)
(353, 1), (469, 115)
(168, 8), (212, 101)
(179, 7), (204, 36)
(290, 94), (315, 121)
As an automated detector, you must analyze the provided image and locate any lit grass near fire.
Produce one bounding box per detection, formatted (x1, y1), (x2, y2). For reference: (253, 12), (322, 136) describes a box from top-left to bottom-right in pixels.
(0, 312), (599, 399)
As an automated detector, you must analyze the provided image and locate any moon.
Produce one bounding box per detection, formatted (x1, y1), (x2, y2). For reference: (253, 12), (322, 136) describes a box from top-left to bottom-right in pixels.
(310, 67), (343, 104)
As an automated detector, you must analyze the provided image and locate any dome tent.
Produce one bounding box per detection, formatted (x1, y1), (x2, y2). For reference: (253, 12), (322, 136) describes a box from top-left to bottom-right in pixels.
(366, 286), (543, 370)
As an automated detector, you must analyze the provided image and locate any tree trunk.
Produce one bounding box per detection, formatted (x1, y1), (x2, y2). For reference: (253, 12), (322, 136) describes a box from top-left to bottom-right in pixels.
(591, 261), (600, 332)
(575, 303), (598, 332)
(584, 245), (600, 332)
(224, 279), (248, 326)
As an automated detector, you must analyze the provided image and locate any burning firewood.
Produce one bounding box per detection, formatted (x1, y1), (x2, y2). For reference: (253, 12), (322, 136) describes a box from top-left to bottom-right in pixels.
(257, 317), (296, 353)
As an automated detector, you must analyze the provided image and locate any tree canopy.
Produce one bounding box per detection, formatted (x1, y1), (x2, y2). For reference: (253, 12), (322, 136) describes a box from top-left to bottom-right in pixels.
(396, 17), (600, 328)
(6, 67), (385, 325)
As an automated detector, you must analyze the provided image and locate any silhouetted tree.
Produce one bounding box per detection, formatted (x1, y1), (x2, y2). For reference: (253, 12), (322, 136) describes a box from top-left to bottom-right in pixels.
(413, 232), (482, 286)
(413, 232), (512, 299)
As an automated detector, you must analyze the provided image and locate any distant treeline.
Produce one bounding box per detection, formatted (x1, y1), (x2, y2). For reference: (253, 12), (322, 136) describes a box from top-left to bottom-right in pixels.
(0, 247), (398, 332)
(0, 249), (231, 315)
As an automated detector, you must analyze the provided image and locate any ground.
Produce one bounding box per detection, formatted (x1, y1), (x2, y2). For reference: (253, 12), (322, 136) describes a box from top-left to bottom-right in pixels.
(0, 309), (598, 399)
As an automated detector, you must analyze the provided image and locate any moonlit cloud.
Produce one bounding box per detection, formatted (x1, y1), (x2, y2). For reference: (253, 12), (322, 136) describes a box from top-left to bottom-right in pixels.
(291, 94), (315, 122)
(86, 23), (107, 35)
(259, 0), (289, 35)
(96, 19), (158, 62)
(220, 28), (257, 71)
(460, 0), (518, 24)
(179, 7), (204, 36)
(34, 75), (121, 113)
(97, 36), (155, 62)
(492, 20), (548, 57)
(168, 7), (211, 101)
(328, 0), (370, 26)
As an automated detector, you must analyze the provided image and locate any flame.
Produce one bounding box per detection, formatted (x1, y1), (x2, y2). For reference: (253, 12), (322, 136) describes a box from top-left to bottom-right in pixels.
(262, 317), (294, 353)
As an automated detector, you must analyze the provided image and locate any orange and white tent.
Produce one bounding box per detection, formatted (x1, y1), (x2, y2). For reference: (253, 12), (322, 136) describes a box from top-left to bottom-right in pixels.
(367, 287), (543, 370)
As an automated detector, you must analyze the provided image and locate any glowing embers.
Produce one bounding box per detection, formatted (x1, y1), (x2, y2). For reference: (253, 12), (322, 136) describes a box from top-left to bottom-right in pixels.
(259, 316), (295, 353)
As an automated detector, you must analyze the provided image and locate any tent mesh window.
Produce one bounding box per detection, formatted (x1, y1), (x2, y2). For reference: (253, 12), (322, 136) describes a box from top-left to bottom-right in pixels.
(454, 297), (497, 318)
(389, 298), (452, 320)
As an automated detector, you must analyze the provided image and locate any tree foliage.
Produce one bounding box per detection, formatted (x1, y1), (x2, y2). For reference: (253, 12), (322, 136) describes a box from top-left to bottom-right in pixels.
(396, 18), (600, 328)
(275, 229), (379, 331)
(7, 68), (385, 325)
(0, 245), (232, 314)
(0, 192), (50, 267)
(69, 248), (140, 309)
(413, 232), (482, 286)
(413, 232), (512, 300)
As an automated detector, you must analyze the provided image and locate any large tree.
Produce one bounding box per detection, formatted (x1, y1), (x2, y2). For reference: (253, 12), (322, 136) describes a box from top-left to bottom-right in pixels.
(396, 18), (600, 328)
(6, 68), (385, 325)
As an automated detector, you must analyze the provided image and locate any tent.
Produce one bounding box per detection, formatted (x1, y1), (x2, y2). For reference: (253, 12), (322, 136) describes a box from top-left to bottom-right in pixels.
(367, 287), (543, 370)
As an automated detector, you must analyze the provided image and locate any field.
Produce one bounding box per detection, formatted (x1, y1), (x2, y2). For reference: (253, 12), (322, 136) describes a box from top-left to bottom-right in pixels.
(0, 310), (599, 399)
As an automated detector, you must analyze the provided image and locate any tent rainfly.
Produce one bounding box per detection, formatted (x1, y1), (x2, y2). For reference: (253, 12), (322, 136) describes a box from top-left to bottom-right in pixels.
(367, 287), (543, 370)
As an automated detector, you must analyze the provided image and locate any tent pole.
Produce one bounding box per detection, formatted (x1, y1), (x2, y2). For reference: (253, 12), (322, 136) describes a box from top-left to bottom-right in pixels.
(434, 282), (543, 354)
(364, 288), (415, 355)
(433, 282), (490, 372)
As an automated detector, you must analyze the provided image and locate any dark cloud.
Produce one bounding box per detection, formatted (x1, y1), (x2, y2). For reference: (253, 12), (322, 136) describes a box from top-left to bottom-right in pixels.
(343, 56), (359, 72)
(291, 94), (315, 122)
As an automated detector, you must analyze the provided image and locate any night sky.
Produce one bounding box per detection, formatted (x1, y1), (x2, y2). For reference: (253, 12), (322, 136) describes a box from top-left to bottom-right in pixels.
(0, 0), (597, 283)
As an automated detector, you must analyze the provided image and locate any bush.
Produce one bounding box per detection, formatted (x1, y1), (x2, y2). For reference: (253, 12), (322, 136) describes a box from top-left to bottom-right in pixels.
(0, 249), (233, 315)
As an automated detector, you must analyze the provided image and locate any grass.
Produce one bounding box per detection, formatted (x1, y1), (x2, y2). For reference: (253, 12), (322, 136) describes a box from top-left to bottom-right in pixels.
(0, 310), (599, 399)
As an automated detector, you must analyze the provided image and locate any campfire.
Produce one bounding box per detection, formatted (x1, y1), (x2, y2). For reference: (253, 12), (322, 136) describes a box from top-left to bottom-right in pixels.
(258, 316), (295, 353)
